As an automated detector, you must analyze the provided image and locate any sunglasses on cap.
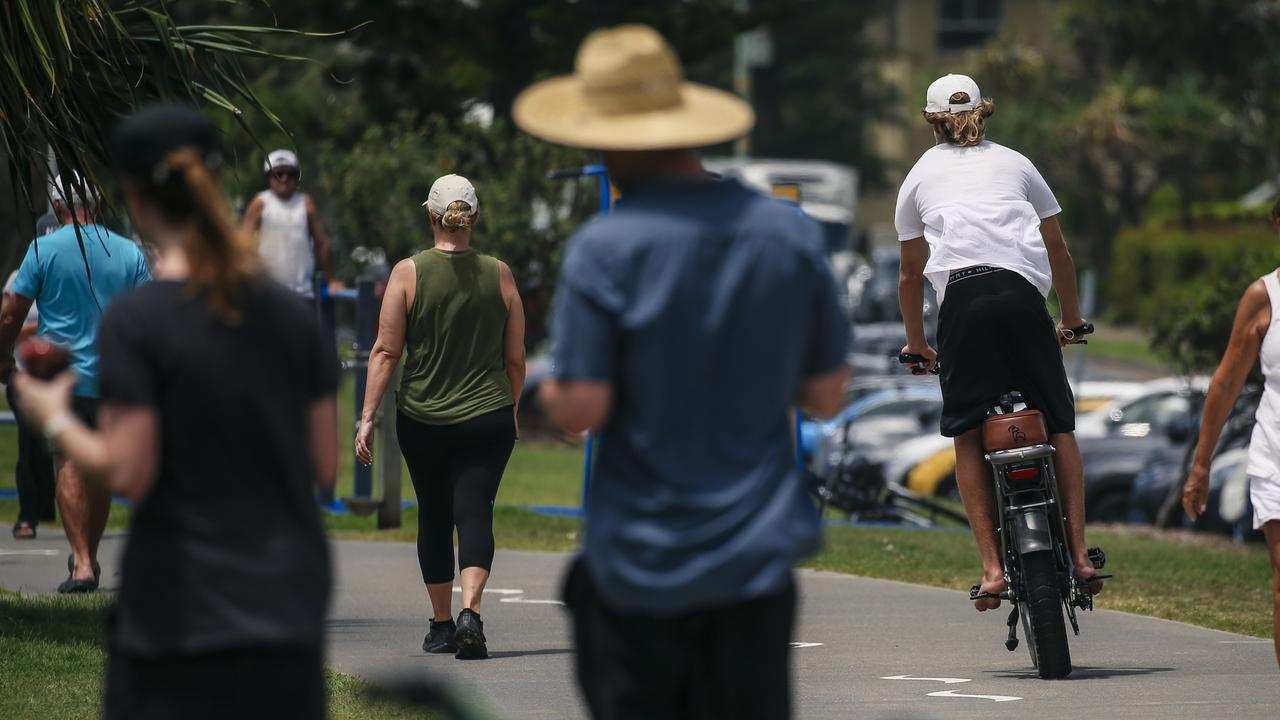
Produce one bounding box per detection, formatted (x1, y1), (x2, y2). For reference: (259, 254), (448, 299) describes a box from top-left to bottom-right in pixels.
(269, 169), (299, 181)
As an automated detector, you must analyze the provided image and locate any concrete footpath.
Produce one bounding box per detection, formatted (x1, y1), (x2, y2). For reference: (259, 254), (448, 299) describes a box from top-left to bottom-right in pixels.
(3, 531), (1277, 719)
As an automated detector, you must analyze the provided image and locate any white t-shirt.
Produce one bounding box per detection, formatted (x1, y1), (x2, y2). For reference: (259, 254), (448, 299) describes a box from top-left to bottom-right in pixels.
(894, 140), (1061, 304)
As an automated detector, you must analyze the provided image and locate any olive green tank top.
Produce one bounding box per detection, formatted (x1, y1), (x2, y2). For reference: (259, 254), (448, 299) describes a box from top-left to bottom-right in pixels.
(397, 248), (513, 425)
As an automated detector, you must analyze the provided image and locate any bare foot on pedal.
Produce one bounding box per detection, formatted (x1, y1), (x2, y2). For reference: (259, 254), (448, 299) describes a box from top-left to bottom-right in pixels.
(973, 573), (1006, 611)
(1076, 563), (1104, 595)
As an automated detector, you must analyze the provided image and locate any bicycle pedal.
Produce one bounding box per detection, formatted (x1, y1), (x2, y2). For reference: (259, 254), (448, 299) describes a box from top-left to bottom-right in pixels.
(1087, 547), (1106, 569)
(968, 585), (1009, 601)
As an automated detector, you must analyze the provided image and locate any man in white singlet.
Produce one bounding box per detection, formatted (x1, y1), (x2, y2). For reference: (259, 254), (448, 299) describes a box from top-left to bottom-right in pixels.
(242, 149), (338, 297)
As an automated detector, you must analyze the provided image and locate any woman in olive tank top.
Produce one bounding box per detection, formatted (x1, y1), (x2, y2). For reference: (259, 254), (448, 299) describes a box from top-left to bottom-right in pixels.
(357, 175), (526, 660)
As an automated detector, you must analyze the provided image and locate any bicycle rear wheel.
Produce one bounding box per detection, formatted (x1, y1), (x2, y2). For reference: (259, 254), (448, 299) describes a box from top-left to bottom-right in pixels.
(1019, 550), (1072, 678)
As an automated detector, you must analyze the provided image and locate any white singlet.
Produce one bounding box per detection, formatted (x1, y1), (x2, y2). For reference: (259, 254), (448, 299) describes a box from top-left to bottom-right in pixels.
(1246, 270), (1280, 529)
(255, 190), (315, 297)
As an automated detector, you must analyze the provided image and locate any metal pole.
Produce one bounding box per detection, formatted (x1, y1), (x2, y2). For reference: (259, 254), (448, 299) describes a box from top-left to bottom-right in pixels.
(579, 163), (614, 511)
(377, 364), (402, 529)
(352, 278), (377, 499)
(316, 272), (338, 508)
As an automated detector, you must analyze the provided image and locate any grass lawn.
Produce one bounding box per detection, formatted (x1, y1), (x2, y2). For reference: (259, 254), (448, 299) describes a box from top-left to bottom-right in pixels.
(0, 592), (431, 720)
(1071, 322), (1167, 370)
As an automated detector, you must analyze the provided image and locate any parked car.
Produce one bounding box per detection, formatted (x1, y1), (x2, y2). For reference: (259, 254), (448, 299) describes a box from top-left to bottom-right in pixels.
(1075, 377), (1209, 439)
(799, 383), (942, 460)
(1128, 386), (1264, 540)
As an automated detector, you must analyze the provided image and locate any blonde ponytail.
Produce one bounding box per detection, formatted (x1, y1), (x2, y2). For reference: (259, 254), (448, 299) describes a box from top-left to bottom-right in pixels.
(439, 200), (474, 232)
(923, 93), (995, 147)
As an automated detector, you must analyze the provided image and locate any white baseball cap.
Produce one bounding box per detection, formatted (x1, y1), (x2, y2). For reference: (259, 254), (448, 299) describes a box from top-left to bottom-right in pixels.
(423, 174), (479, 216)
(263, 149), (300, 174)
(50, 172), (92, 207)
(924, 74), (983, 113)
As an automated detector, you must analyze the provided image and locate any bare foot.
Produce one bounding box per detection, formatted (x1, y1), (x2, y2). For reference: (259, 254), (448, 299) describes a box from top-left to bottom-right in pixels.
(975, 573), (1006, 612)
(1076, 562), (1104, 595)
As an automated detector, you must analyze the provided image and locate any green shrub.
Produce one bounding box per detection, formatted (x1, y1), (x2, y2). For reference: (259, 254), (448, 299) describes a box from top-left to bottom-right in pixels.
(1109, 221), (1279, 327)
(1110, 219), (1280, 373)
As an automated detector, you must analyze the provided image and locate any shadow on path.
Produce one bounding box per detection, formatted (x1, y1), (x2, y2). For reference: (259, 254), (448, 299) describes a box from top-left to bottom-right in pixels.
(988, 665), (1176, 681)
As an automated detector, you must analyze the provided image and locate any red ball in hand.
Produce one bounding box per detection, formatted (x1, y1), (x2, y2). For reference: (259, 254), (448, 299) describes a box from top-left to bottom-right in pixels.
(18, 337), (71, 380)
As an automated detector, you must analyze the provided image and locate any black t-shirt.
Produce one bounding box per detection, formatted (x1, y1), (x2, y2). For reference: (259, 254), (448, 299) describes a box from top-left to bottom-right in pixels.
(99, 278), (338, 656)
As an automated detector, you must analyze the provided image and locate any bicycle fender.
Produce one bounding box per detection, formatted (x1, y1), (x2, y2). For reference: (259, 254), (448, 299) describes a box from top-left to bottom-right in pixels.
(1011, 508), (1053, 554)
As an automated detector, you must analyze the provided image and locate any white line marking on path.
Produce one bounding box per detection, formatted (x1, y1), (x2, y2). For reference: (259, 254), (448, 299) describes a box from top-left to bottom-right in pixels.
(927, 690), (1021, 703)
(0, 549), (59, 557)
(790, 642), (824, 649)
(453, 587), (525, 595)
(500, 598), (565, 606)
(880, 675), (971, 684)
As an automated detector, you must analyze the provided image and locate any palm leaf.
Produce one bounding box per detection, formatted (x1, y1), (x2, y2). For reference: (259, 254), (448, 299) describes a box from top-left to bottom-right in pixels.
(0, 0), (341, 278)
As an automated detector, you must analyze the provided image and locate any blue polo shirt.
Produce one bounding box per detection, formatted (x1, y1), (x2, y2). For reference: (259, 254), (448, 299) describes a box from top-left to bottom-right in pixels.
(551, 176), (850, 614)
(12, 224), (151, 397)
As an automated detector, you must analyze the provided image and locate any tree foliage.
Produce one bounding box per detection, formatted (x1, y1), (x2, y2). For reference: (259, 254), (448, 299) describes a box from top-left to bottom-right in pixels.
(974, 0), (1279, 296)
(0, 0), (334, 270)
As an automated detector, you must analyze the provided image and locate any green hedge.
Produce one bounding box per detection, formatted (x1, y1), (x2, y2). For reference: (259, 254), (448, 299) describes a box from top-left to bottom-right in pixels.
(1109, 222), (1280, 327)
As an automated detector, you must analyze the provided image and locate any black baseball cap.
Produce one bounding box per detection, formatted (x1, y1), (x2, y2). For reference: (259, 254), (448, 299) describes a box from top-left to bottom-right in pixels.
(109, 105), (222, 182)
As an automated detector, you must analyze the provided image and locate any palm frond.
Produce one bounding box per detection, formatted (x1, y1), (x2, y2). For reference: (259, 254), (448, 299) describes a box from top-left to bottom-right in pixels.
(1, 0), (338, 276)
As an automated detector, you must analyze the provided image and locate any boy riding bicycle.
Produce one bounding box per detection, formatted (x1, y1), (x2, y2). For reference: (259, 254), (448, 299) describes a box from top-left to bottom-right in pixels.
(895, 74), (1103, 609)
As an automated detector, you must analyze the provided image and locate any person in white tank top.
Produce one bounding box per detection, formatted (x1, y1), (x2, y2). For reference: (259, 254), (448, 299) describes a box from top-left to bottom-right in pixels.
(242, 149), (337, 298)
(1185, 198), (1280, 670)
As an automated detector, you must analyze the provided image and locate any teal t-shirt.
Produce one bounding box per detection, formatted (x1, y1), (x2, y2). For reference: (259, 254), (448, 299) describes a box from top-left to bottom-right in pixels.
(12, 224), (151, 397)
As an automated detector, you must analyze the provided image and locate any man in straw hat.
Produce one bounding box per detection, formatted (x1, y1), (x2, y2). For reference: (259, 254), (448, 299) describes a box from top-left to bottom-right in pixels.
(515, 24), (849, 719)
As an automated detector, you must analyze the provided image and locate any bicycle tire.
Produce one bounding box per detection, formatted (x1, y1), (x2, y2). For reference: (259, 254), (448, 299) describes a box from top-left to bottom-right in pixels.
(1019, 550), (1072, 678)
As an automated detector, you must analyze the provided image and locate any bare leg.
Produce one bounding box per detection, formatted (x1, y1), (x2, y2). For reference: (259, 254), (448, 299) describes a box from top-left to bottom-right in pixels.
(426, 581), (453, 622)
(954, 429), (1005, 610)
(1050, 432), (1100, 590)
(1264, 521), (1280, 670)
(460, 566), (490, 614)
(55, 457), (108, 582)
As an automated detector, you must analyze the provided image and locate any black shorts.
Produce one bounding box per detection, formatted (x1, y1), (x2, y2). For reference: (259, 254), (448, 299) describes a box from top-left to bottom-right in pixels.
(563, 558), (795, 720)
(936, 266), (1075, 437)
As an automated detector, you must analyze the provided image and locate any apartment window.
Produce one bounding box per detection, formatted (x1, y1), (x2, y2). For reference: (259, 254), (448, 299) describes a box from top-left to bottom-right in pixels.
(937, 0), (1003, 50)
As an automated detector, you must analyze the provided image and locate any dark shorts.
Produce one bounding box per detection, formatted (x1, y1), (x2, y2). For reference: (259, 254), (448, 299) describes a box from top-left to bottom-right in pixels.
(104, 644), (324, 720)
(936, 266), (1075, 438)
(563, 558), (795, 720)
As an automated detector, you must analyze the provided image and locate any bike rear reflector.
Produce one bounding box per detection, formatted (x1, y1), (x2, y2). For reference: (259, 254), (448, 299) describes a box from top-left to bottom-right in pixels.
(1007, 467), (1040, 481)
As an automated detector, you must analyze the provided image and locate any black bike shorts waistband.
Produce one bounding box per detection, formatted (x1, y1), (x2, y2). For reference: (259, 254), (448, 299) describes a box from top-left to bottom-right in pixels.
(947, 265), (1004, 285)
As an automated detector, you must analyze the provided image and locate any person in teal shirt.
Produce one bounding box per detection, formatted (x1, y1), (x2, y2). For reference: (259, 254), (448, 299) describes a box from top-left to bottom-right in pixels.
(0, 172), (150, 593)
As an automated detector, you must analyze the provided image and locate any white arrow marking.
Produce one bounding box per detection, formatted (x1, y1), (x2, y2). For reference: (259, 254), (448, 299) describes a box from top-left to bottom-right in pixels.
(500, 598), (565, 606)
(927, 690), (1021, 703)
(0, 549), (59, 557)
(453, 587), (524, 595)
(790, 642), (824, 649)
(880, 675), (971, 684)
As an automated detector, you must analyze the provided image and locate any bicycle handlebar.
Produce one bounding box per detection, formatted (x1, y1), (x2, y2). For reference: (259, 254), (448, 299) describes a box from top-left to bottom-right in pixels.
(895, 323), (1095, 375)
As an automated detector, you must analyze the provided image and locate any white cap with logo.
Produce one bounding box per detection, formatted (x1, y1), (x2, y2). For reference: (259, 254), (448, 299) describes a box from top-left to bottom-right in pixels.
(50, 172), (92, 208)
(924, 74), (983, 113)
(423, 174), (479, 216)
(263, 149), (300, 174)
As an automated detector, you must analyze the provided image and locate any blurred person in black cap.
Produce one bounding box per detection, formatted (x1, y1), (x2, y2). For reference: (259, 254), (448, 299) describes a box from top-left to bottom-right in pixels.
(14, 105), (339, 719)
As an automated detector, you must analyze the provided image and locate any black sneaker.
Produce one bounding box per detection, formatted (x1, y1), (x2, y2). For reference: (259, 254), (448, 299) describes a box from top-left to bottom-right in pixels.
(454, 608), (488, 660)
(422, 619), (457, 654)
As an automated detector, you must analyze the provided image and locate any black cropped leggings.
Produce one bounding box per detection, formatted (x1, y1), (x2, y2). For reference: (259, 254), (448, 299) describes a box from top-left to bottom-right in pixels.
(398, 407), (516, 585)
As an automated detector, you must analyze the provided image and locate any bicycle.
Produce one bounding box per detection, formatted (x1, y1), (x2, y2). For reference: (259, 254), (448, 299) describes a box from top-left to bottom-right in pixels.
(899, 322), (1111, 679)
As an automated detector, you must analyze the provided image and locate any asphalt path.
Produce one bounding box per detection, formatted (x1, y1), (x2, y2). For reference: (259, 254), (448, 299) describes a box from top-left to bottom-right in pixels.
(3, 530), (1275, 718)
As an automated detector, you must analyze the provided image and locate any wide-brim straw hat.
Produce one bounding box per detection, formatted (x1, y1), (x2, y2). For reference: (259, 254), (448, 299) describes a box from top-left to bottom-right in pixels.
(513, 24), (754, 151)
